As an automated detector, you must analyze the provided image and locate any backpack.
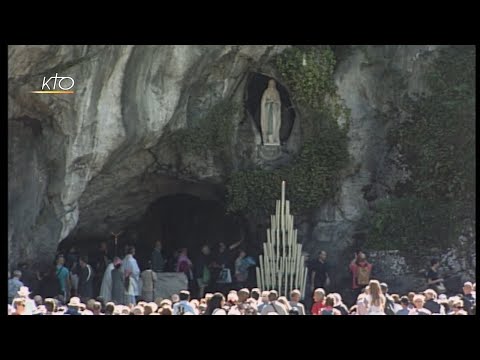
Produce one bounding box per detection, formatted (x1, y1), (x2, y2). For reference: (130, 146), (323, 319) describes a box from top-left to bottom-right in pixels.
(384, 298), (396, 315)
(357, 266), (370, 286)
(217, 268), (232, 284)
(289, 306), (300, 315)
(335, 305), (349, 316)
(321, 308), (334, 315)
(434, 282), (446, 294)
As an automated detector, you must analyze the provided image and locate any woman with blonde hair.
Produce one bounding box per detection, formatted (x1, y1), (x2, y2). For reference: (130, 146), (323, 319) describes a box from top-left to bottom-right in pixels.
(355, 293), (368, 315)
(365, 280), (386, 315)
(409, 294), (432, 315)
(448, 299), (467, 315)
(277, 296), (291, 313)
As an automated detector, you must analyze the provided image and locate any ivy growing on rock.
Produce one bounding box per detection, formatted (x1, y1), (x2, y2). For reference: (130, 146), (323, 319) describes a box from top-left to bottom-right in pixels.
(226, 46), (350, 216)
(363, 45), (475, 252)
(363, 197), (454, 251)
(275, 46), (337, 111)
(165, 100), (239, 167)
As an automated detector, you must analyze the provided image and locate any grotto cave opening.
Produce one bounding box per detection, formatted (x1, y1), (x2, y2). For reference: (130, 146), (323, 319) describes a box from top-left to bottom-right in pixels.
(58, 193), (255, 272)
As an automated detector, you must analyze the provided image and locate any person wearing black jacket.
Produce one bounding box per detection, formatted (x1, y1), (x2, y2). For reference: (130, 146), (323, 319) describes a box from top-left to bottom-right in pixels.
(194, 245), (212, 298)
(78, 256), (94, 301)
(211, 240), (242, 293)
(424, 288), (443, 314)
(151, 241), (165, 272)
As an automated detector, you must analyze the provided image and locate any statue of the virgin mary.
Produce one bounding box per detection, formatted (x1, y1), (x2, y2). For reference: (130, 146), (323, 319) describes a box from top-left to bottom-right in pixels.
(260, 79), (281, 146)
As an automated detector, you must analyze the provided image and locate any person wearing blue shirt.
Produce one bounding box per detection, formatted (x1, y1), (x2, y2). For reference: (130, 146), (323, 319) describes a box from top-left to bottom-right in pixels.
(56, 255), (70, 299)
(396, 296), (411, 315)
(173, 290), (195, 315)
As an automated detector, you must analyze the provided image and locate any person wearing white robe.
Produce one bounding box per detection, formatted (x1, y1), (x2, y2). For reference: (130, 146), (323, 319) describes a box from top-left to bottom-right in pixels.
(99, 261), (115, 303)
(122, 247), (140, 305)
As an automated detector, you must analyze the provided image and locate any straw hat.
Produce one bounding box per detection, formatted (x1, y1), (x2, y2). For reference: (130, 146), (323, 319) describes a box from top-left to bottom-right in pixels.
(17, 286), (31, 297)
(68, 297), (81, 307)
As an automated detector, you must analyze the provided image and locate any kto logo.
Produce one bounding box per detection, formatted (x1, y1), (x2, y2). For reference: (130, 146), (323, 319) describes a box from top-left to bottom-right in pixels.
(31, 73), (75, 94)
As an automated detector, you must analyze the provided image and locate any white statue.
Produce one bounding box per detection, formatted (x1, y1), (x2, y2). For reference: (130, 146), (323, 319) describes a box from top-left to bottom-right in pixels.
(261, 79), (281, 146)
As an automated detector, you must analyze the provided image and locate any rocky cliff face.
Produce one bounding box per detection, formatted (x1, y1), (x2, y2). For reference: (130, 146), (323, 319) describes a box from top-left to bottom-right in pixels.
(303, 46), (447, 285)
(8, 45), (288, 267)
(8, 45), (474, 294)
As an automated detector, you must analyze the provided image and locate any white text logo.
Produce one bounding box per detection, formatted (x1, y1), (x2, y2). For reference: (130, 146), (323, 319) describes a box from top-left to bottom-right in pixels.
(31, 73), (75, 94)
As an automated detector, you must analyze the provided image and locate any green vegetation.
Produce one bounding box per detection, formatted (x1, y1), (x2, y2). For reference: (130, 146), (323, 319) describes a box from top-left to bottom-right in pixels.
(165, 100), (239, 166)
(226, 46), (350, 216)
(275, 46), (337, 111)
(363, 197), (454, 251)
(363, 45), (475, 251)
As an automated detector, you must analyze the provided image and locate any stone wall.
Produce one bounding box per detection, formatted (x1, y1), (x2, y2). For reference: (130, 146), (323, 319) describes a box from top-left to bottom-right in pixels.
(8, 45), (475, 294)
(151, 273), (188, 301)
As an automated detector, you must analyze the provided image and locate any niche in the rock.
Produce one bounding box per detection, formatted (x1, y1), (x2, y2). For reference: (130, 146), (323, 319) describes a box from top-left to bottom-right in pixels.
(246, 73), (296, 144)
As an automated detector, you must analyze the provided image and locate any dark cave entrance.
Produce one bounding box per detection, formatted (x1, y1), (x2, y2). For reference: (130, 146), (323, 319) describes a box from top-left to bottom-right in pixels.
(60, 193), (254, 272)
(130, 194), (249, 269)
(246, 72), (296, 144)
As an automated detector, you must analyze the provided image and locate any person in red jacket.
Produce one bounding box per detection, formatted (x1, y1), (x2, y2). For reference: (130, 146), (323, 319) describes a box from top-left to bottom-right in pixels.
(311, 288), (326, 315)
(349, 251), (372, 302)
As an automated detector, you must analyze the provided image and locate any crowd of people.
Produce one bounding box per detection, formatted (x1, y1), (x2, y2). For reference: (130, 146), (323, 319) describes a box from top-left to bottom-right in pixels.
(7, 242), (476, 315)
(7, 281), (476, 315)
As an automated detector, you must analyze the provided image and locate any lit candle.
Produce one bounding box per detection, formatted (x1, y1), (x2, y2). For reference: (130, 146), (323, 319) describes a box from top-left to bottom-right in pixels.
(264, 255), (270, 290)
(288, 215), (292, 239)
(271, 253), (276, 290)
(286, 231), (290, 259)
(259, 255), (264, 290)
(292, 237), (296, 264)
(302, 268), (308, 299)
(276, 230), (280, 250)
(281, 181), (285, 232)
(270, 268), (274, 291)
(278, 270), (282, 296)
(299, 265), (305, 295)
(261, 264), (266, 292)
(256, 267), (261, 290)
(276, 200), (280, 221)
(290, 258), (294, 294)
(288, 225), (293, 257)
(296, 252), (301, 289)
(291, 228), (295, 257)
